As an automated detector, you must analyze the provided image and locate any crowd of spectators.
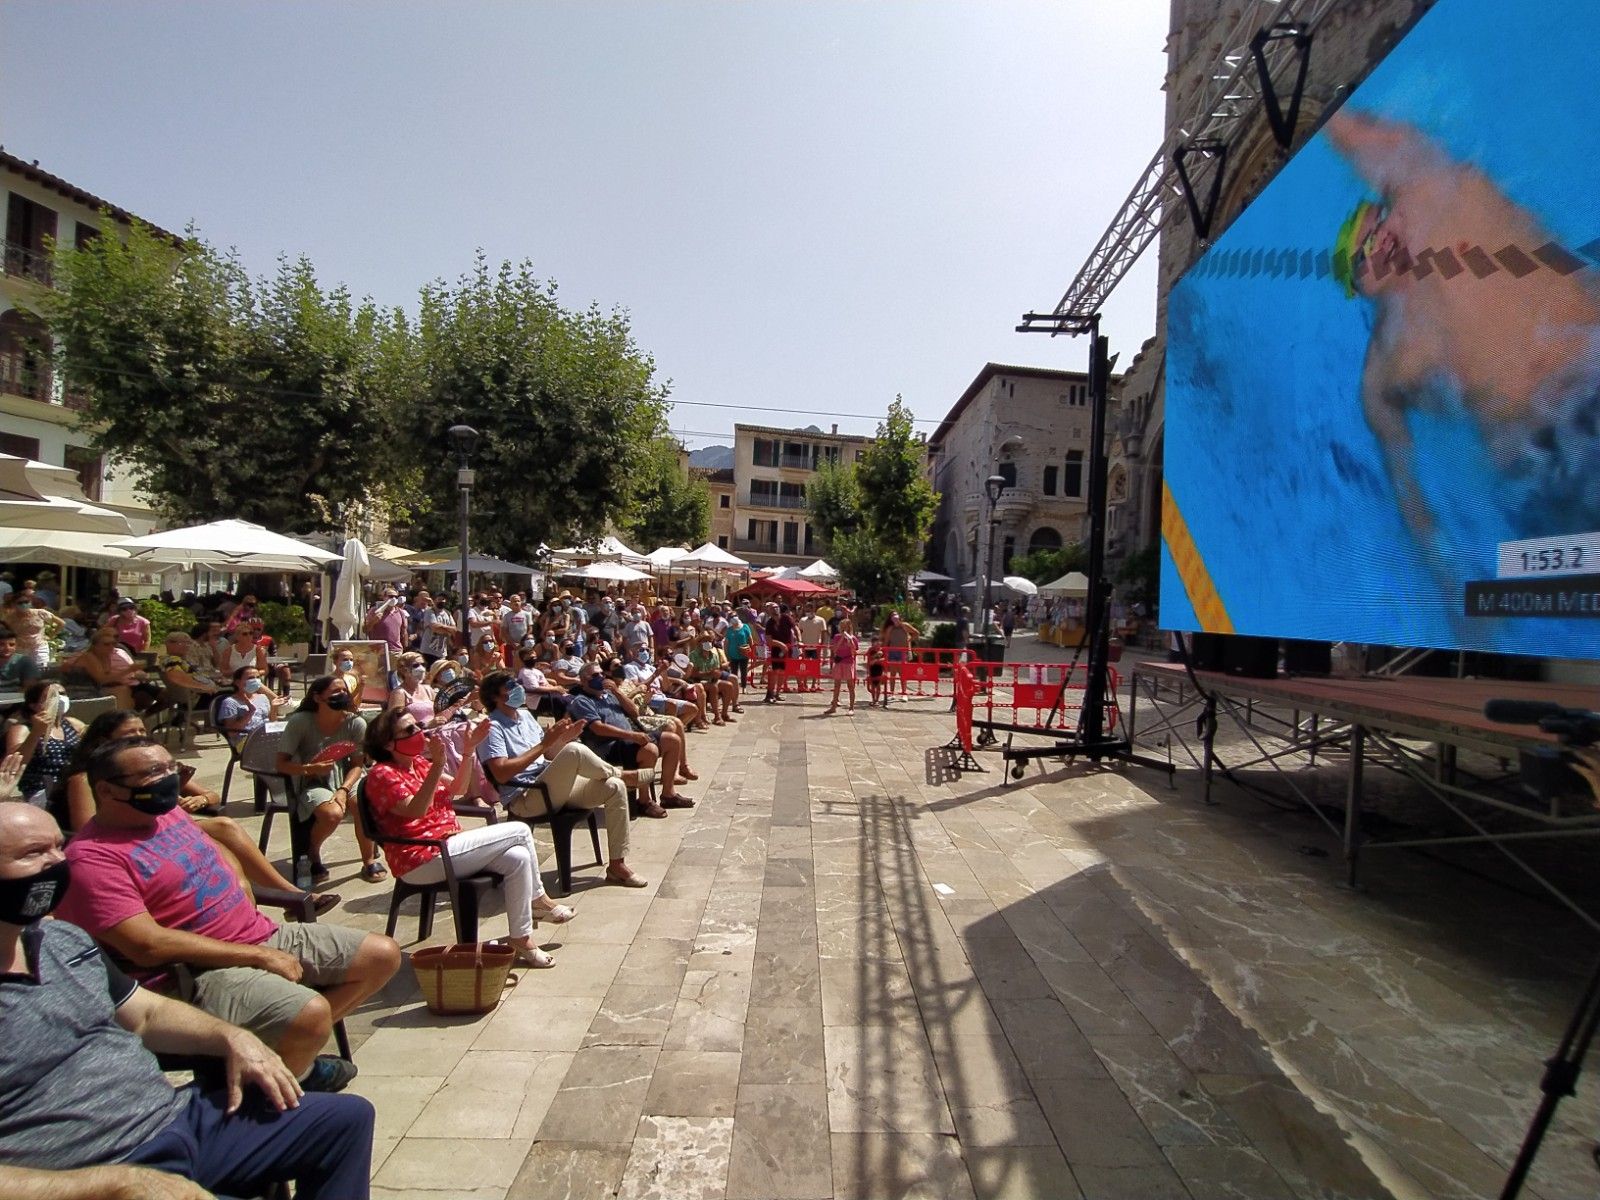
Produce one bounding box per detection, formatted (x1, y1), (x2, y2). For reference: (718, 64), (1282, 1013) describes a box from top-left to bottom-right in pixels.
(0, 575), (907, 1195)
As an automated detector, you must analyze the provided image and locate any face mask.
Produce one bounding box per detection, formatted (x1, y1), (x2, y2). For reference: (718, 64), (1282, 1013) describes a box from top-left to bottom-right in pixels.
(504, 683), (527, 709)
(637, 651), (651, 664)
(337, 659), (354, 671)
(456, 654), (470, 665)
(730, 619), (742, 630)
(0, 859), (71, 925)
(123, 772), (182, 816)
(326, 693), (352, 711)
(701, 643), (713, 653)
(55, 695), (70, 719)
(437, 668), (457, 685)
(407, 666), (425, 682)
(483, 643), (497, 654)
(586, 675), (606, 691)
(394, 730), (427, 758)
(243, 677), (263, 694)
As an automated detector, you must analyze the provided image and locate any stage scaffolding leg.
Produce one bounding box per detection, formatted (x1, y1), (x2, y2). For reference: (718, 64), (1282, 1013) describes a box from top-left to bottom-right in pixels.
(1344, 725), (1366, 887)
(1201, 694), (1218, 806)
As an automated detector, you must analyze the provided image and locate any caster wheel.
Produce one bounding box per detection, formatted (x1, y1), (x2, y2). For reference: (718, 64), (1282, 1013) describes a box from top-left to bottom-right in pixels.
(1010, 765), (1026, 780)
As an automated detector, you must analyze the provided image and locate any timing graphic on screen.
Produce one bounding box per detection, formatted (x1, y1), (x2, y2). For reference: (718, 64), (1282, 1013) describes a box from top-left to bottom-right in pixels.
(1161, 0), (1600, 660)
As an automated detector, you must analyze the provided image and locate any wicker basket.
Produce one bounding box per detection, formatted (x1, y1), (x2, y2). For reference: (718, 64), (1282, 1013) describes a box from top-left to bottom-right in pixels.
(410, 940), (516, 1015)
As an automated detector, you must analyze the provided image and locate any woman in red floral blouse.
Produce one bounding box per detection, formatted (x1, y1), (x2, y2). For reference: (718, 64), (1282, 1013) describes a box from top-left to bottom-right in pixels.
(363, 707), (573, 967)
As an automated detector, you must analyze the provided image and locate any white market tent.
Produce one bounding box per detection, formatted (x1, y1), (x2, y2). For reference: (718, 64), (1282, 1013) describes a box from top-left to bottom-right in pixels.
(912, 569), (953, 584)
(546, 535), (649, 564)
(797, 559), (838, 580)
(112, 519), (343, 573)
(676, 542), (750, 571)
(1038, 571), (1091, 597)
(565, 560), (652, 584)
(644, 546), (690, 570)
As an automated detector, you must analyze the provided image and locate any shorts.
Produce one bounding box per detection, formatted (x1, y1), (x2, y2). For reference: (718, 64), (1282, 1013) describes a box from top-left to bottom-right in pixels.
(187, 923), (368, 1045)
(295, 784), (337, 822)
(886, 649), (907, 664)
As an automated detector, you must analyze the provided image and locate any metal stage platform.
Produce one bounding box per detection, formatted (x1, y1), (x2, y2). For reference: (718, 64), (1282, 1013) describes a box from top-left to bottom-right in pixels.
(1126, 661), (1600, 929)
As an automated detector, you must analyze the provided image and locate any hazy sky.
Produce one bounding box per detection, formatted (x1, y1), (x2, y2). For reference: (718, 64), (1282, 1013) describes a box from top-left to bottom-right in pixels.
(2, 1), (1169, 449)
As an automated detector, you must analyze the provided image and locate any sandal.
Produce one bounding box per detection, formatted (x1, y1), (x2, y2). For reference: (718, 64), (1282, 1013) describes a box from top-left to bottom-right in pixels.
(606, 867), (649, 888)
(533, 901), (577, 926)
(310, 892), (341, 916)
(514, 945), (555, 968)
(360, 861), (388, 883)
(660, 794), (695, 809)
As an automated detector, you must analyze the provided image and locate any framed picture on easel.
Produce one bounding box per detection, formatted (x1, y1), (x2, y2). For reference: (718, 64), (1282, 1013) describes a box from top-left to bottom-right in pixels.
(326, 640), (392, 709)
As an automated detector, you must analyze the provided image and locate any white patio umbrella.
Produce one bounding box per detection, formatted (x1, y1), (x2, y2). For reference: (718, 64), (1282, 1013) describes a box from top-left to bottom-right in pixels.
(676, 541), (750, 570)
(112, 519), (342, 573)
(0, 527), (133, 570)
(566, 561), (652, 584)
(330, 537), (369, 641)
(797, 559), (838, 580)
(0, 492), (133, 535)
(1002, 575), (1040, 596)
(0, 453), (87, 502)
(1039, 571), (1090, 597)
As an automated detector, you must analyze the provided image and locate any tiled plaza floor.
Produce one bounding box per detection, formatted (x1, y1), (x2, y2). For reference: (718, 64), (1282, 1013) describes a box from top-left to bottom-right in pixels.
(184, 642), (1600, 1199)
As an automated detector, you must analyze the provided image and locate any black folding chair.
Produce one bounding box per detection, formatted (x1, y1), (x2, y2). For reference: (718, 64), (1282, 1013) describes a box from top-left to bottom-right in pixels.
(354, 780), (503, 943)
(503, 776), (604, 897)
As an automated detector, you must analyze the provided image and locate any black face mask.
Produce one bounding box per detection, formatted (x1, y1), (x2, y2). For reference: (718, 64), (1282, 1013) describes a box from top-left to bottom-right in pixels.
(608, 668), (626, 682)
(325, 693), (352, 711)
(124, 772), (182, 816)
(0, 860), (71, 925)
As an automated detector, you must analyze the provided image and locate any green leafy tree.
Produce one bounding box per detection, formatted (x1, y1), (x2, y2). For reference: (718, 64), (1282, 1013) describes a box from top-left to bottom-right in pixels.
(405, 258), (670, 562)
(1009, 542), (1088, 584)
(1116, 541), (1160, 615)
(806, 396), (938, 601)
(624, 439), (710, 549)
(45, 221), (419, 532)
(854, 396), (938, 559)
(805, 457), (863, 546)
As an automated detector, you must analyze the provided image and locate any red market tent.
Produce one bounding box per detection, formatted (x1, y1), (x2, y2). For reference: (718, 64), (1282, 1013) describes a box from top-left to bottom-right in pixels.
(731, 577), (835, 601)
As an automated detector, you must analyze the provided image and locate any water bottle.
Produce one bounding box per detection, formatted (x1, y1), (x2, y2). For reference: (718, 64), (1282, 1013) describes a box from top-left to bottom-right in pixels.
(293, 855), (313, 891)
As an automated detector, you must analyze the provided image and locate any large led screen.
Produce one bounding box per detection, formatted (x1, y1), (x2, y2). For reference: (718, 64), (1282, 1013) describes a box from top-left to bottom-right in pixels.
(1162, 0), (1600, 660)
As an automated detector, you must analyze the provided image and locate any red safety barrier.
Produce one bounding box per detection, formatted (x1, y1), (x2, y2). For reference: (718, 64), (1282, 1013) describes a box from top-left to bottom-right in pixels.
(879, 647), (976, 699)
(953, 661), (977, 753)
(967, 662), (1121, 733)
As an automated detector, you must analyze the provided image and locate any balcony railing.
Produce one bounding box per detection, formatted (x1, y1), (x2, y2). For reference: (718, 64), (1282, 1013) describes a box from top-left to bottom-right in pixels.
(734, 537), (779, 555)
(754, 452), (831, 471)
(0, 356), (52, 402)
(2, 241), (53, 287)
(744, 490), (808, 510)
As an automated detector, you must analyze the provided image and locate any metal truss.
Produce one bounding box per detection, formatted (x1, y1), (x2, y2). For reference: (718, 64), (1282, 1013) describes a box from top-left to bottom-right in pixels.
(1024, 0), (1350, 328)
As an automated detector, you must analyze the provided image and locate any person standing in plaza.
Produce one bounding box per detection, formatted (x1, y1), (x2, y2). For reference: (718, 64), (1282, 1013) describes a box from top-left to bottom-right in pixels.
(880, 611), (917, 700)
(822, 617), (859, 715)
(363, 589), (408, 663)
(796, 604), (827, 693)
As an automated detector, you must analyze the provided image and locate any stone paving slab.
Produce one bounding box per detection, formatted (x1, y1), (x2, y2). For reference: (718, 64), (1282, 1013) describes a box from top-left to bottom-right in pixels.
(161, 643), (1600, 1198)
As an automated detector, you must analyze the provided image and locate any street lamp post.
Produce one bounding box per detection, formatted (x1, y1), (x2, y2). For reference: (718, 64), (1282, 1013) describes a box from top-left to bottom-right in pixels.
(447, 424), (480, 646)
(979, 472), (1008, 650)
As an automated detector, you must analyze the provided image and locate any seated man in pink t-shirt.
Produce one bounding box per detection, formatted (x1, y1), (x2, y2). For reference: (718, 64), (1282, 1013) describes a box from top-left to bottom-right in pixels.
(56, 735), (401, 1093)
